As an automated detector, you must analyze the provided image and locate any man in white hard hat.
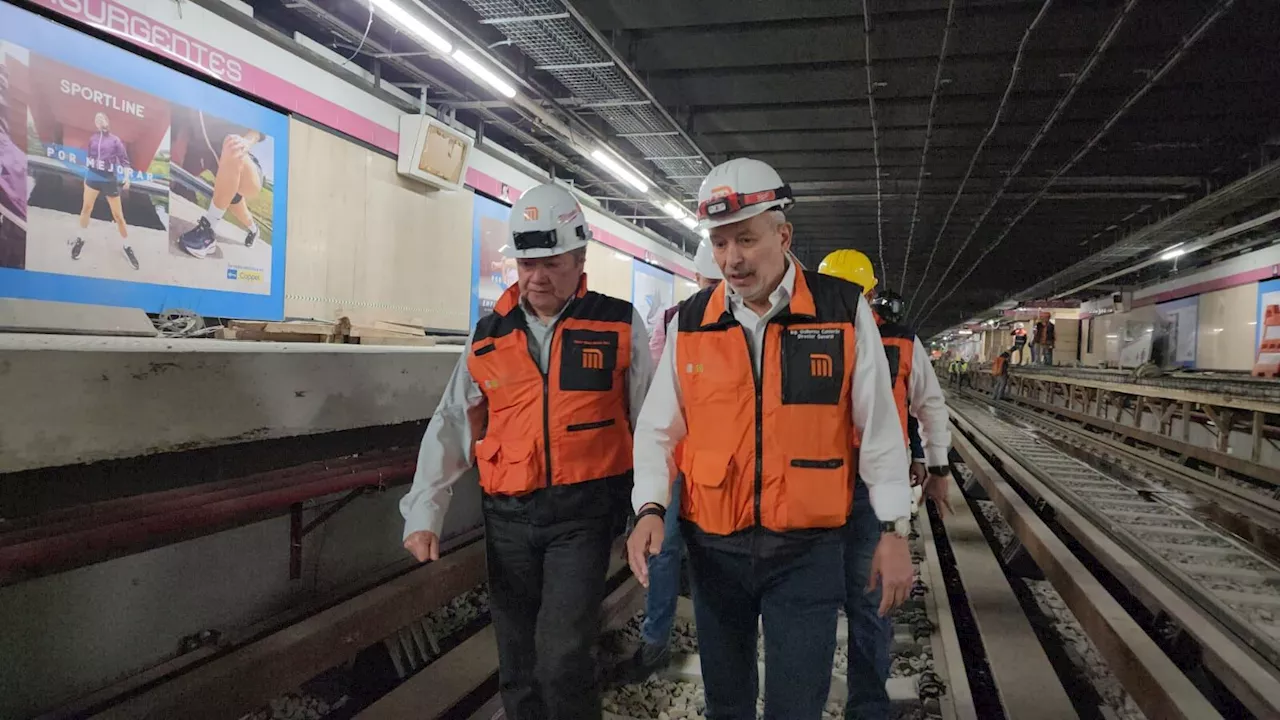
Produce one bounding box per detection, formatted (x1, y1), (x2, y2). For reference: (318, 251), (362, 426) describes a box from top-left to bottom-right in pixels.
(400, 183), (654, 720)
(628, 158), (914, 719)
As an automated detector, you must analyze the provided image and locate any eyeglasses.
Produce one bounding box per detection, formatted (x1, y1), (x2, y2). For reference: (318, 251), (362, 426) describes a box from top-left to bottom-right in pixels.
(697, 185), (792, 220)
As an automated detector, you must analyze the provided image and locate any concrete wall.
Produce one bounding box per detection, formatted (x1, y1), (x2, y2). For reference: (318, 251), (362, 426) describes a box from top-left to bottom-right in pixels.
(0, 334), (462, 473)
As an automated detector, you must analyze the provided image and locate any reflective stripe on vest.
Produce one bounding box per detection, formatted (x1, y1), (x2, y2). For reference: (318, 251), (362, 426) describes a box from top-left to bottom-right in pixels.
(675, 269), (862, 535)
(467, 276), (634, 496)
(877, 321), (916, 447)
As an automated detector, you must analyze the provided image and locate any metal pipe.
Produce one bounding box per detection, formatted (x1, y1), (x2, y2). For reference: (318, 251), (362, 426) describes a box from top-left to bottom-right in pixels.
(909, 0), (1141, 324)
(479, 12), (569, 25)
(901, 0), (957, 292)
(916, 0), (1241, 329)
(905, 0), (1055, 315)
(0, 463), (417, 585)
(0, 452), (414, 545)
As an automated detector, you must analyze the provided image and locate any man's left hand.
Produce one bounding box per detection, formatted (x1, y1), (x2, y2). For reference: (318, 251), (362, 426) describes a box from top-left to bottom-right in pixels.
(923, 472), (954, 518)
(868, 533), (913, 617)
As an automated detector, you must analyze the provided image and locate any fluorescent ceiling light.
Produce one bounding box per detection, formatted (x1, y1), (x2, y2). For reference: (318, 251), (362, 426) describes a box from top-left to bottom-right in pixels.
(1159, 247), (1186, 261)
(369, 0), (452, 54)
(661, 202), (686, 220)
(679, 216), (698, 230)
(1162, 242), (1184, 253)
(452, 50), (517, 98)
(699, 228), (710, 239)
(958, 329), (974, 336)
(590, 148), (651, 193)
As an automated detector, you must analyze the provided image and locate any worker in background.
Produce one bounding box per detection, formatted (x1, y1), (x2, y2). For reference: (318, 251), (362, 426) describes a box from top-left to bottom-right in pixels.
(818, 250), (952, 720)
(959, 356), (971, 387)
(628, 158), (914, 720)
(948, 356), (961, 387)
(400, 183), (654, 720)
(616, 240), (723, 683)
(992, 350), (1012, 400)
(1035, 315), (1056, 366)
(1010, 322), (1028, 365)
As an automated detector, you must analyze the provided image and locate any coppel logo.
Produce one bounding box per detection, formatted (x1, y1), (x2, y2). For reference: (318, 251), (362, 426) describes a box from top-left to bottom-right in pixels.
(227, 268), (238, 280)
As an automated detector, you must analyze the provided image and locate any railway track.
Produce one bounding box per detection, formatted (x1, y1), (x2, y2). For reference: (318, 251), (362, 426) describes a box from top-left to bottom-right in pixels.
(950, 394), (1280, 719)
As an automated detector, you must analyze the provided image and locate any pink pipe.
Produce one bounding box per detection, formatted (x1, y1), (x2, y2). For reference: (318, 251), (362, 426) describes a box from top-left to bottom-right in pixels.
(0, 462), (416, 584)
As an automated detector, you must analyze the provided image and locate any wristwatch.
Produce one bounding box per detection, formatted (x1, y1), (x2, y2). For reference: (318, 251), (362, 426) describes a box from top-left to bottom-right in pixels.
(927, 465), (949, 476)
(879, 517), (911, 538)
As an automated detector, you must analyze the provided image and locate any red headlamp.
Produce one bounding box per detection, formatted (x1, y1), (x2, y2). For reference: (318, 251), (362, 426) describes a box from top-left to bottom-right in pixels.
(697, 185), (793, 220)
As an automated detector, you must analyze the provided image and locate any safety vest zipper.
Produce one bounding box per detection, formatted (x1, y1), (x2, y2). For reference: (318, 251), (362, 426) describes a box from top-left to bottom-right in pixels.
(737, 323), (765, 527)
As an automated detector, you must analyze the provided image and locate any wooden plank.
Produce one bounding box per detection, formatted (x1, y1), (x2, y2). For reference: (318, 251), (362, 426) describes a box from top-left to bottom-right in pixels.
(1014, 371), (1279, 414)
(938, 474), (1075, 720)
(357, 626), (498, 720)
(92, 542), (487, 720)
(1013, 394), (1280, 487)
(950, 426), (1221, 720)
(353, 336), (438, 347)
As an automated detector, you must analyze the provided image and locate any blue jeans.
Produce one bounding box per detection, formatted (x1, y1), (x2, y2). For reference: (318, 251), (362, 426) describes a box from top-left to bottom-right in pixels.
(686, 526), (845, 720)
(640, 474), (685, 648)
(844, 481), (892, 720)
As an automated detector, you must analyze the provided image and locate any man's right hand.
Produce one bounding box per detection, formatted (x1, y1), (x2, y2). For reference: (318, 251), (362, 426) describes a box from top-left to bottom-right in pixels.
(404, 530), (440, 563)
(626, 511), (665, 588)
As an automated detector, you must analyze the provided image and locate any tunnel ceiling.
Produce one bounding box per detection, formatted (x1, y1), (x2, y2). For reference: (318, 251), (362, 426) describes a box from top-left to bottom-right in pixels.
(261, 0), (1280, 335)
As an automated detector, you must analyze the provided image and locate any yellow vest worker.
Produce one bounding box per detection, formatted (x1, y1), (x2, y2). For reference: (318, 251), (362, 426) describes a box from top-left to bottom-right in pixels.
(400, 183), (655, 720)
(818, 249), (953, 718)
(629, 158), (914, 720)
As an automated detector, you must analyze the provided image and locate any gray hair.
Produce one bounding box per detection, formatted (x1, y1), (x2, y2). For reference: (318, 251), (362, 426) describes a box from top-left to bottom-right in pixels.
(768, 209), (788, 228)
(570, 246), (588, 264)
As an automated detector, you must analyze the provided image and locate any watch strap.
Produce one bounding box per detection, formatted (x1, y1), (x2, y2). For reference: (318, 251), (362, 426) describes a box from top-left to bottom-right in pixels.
(636, 505), (666, 523)
(927, 465), (949, 476)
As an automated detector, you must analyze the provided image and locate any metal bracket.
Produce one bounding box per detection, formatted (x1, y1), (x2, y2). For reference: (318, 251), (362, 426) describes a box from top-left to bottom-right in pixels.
(289, 488), (372, 580)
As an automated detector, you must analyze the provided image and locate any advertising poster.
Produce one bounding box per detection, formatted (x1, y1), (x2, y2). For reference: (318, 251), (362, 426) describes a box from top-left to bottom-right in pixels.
(632, 259), (674, 337)
(0, 3), (289, 319)
(1155, 296), (1198, 367)
(1258, 278), (1280, 352)
(471, 192), (513, 326)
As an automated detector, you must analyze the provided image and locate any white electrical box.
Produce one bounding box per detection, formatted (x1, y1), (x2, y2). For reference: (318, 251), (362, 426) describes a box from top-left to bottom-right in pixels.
(397, 115), (473, 192)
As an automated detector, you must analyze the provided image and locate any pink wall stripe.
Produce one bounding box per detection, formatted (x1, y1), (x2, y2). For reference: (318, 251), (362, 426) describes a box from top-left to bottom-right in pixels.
(1135, 263), (1280, 308)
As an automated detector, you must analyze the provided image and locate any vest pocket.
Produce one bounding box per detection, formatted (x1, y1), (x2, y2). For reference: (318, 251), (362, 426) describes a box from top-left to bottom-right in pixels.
(474, 436), (540, 496)
(784, 456), (850, 528)
(685, 449), (736, 535)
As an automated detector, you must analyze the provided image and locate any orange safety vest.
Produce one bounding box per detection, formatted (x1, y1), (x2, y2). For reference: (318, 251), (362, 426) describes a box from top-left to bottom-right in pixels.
(992, 355), (1007, 376)
(877, 320), (916, 447)
(467, 276), (634, 497)
(675, 269), (861, 535)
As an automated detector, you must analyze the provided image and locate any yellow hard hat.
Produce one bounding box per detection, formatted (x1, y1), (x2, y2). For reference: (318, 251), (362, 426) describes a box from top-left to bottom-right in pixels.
(818, 249), (877, 294)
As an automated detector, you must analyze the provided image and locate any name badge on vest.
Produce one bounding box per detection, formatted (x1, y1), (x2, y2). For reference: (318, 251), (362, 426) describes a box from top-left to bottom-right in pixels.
(781, 327), (843, 405)
(560, 329), (618, 391)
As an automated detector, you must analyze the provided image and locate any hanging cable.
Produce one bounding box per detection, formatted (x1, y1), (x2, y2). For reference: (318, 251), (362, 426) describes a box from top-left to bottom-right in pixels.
(900, 0), (957, 293)
(915, 0), (1240, 330)
(904, 0), (1054, 317)
(909, 0), (1141, 323)
(339, 0), (376, 67)
(861, 0), (888, 285)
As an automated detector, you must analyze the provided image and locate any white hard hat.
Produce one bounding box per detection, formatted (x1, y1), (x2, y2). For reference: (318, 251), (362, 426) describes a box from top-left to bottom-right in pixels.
(502, 183), (592, 259)
(693, 241), (722, 280)
(696, 158), (794, 230)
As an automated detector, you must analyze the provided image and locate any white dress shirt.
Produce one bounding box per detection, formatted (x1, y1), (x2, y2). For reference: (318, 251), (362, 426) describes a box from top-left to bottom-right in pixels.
(400, 295), (654, 540)
(907, 337), (951, 467)
(632, 261), (913, 523)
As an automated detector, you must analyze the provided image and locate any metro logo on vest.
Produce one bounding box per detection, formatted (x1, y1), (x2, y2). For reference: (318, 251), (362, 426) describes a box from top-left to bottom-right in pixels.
(468, 275), (634, 497)
(675, 270), (863, 535)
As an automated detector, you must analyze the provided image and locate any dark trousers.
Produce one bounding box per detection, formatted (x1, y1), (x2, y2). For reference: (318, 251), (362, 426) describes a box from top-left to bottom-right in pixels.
(844, 481), (892, 719)
(685, 526), (845, 720)
(485, 512), (613, 720)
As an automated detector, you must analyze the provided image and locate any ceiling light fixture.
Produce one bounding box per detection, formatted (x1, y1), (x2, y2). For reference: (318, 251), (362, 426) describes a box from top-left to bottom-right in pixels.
(679, 216), (698, 230)
(368, 0), (452, 54)
(1159, 247), (1187, 261)
(451, 49), (517, 98)
(661, 202), (687, 220)
(590, 148), (651, 193)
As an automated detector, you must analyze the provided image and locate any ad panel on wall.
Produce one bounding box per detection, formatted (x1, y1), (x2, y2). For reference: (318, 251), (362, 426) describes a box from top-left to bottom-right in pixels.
(1155, 296), (1198, 368)
(632, 259), (674, 337)
(0, 2), (289, 319)
(1258, 277), (1280, 355)
(471, 192), (513, 326)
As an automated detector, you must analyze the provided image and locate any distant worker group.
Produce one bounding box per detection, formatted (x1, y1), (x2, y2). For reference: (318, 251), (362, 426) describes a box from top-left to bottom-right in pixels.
(400, 157), (955, 720)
